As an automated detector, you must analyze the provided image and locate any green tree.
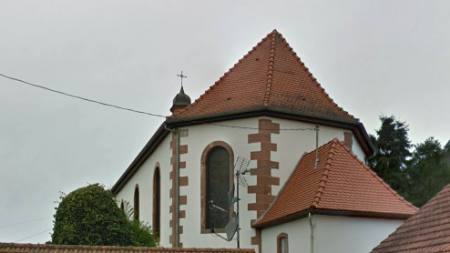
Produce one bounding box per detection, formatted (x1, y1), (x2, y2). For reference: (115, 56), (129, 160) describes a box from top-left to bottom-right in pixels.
(52, 184), (156, 247)
(408, 137), (450, 206)
(368, 115), (412, 196)
(52, 184), (133, 246)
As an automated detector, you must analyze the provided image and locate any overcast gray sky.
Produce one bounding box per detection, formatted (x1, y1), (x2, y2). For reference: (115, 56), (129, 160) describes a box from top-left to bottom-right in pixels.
(1, 0), (449, 244)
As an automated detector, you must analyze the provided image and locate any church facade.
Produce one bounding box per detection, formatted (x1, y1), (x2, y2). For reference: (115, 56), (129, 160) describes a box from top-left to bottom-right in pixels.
(112, 30), (417, 253)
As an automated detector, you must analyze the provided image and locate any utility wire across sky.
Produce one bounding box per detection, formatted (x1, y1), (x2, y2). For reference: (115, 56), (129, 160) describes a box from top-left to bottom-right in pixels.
(0, 72), (316, 132)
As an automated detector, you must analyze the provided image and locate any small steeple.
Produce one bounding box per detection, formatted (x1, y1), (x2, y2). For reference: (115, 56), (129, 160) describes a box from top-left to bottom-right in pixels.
(171, 71), (191, 113)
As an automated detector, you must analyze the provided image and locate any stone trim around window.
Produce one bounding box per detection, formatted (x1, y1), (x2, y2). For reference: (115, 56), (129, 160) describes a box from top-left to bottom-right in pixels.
(277, 232), (289, 253)
(200, 141), (234, 234)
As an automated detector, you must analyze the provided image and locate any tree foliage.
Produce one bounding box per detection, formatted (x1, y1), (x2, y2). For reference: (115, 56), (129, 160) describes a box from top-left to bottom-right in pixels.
(51, 184), (156, 247)
(408, 138), (450, 206)
(368, 115), (412, 196)
(52, 184), (133, 246)
(368, 115), (450, 207)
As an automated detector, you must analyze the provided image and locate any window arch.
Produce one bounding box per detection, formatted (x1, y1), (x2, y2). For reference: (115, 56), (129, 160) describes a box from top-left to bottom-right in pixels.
(134, 184), (140, 221)
(153, 165), (161, 237)
(201, 141), (234, 233)
(277, 233), (289, 253)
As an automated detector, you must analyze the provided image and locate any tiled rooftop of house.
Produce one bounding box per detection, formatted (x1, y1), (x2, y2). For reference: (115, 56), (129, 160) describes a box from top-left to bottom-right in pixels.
(371, 182), (450, 253)
(168, 30), (358, 124)
(253, 138), (418, 228)
(0, 243), (254, 253)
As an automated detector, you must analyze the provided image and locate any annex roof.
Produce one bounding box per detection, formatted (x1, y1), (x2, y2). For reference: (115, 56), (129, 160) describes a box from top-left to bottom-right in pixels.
(253, 138), (418, 228)
(168, 30), (358, 124)
(371, 183), (450, 253)
(0, 243), (254, 253)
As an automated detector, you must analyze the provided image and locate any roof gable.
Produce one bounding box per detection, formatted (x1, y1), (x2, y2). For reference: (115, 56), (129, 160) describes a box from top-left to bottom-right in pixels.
(253, 138), (418, 228)
(168, 30), (358, 124)
(371, 183), (450, 253)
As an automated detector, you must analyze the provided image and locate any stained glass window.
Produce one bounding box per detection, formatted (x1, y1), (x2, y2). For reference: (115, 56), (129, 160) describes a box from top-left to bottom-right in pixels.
(206, 146), (230, 229)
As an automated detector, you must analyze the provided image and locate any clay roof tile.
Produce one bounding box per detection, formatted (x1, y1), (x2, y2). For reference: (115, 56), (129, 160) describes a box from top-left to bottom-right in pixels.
(253, 138), (418, 228)
(0, 244), (254, 253)
(168, 30), (358, 123)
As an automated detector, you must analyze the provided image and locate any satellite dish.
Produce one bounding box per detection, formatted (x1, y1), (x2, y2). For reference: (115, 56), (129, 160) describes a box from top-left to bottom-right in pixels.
(225, 211), (238, 241)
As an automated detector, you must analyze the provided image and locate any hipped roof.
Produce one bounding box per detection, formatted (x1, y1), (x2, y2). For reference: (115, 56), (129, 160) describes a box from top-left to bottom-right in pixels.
(371, 183), (450, 253)
(168, 30), (358, 124)
(253, 138), (418, 228)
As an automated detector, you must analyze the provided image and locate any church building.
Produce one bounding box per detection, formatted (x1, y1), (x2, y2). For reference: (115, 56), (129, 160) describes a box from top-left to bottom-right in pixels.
(112, 30), (417, 253)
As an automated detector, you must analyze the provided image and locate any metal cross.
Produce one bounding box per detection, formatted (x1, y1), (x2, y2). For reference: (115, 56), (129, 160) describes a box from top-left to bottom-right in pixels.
(177, 71), (187, 88)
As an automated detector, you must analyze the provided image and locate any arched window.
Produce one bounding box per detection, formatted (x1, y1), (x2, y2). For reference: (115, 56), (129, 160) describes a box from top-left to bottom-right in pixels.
(134, 184), (140, 221)
(120, 200), (124, 211)
(201, 141), (234, 233)
(277, 233), (289, 253)
(153, 166), (161, 236)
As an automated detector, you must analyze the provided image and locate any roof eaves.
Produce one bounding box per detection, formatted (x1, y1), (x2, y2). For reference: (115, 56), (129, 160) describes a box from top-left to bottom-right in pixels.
(111, 122), (168, 194)
(336, 140), (418, 212)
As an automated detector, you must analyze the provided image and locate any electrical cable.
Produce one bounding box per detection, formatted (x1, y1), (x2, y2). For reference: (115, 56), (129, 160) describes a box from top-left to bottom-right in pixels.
(0, 216), (51, 229)
(0, 72), (316, 131)
(14, 228), (52, 243)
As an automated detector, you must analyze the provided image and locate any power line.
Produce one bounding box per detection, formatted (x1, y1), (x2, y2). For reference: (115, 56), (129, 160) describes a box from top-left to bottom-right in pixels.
(0, 72), (316, 131)
(0, 73), (166, 118)
(14, 228), (52, 243)
(0, 216), (51, 229)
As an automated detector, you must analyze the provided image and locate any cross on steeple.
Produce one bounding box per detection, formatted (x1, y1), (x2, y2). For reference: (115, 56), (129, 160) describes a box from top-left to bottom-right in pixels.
(177, 71), (187, 88)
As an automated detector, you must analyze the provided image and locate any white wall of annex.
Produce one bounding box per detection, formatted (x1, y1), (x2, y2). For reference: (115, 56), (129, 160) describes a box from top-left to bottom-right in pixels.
(261, 215), (404, 253)
(115, 135), (172, 246)
(261, 219), (311, 253)
(314, 215), (403, 253)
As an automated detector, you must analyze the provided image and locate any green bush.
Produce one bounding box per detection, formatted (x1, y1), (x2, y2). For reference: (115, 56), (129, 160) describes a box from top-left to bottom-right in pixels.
(52, 184), (133, 246)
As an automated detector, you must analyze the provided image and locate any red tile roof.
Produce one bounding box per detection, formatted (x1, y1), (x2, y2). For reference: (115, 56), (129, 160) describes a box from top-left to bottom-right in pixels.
(0, 243), (254, 253)
(371, 183), (450, 253)
(253, 138), (418, 228)
(168, 30), (358, 124)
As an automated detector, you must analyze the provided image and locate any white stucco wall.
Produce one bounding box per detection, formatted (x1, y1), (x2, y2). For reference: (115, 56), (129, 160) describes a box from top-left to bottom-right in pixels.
(270, 117), (366, 197)
(179, 117), (259, 249)
(115, 116), (372, 251)
(261, 215), (404, 253)
(314, 216), (402, 253)
(261, 218), (311, 253)
(115, 135), (172, 246)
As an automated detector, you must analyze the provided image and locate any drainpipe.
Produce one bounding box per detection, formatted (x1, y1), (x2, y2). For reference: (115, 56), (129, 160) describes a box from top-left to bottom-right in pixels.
(165, 125), (180, 247)
(309, 212), (314, 253)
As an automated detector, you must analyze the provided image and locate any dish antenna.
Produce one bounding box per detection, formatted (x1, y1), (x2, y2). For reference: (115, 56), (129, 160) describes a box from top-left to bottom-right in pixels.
(209, 156), (274, 248)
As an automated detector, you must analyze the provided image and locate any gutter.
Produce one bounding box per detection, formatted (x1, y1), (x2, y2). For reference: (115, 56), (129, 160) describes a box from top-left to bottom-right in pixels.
(309, 212), (314, 253)
(165, 125), (180, 248)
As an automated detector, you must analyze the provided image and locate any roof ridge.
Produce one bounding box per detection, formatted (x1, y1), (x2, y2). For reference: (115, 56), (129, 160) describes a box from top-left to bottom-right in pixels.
(169, 31), (275, 119)
(334, 139), (419, 211)
(262, 30), (277, 106)
(311, 139), (338, 208)
(0, 243), (256, 252)
(276, 35), (358, 121)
